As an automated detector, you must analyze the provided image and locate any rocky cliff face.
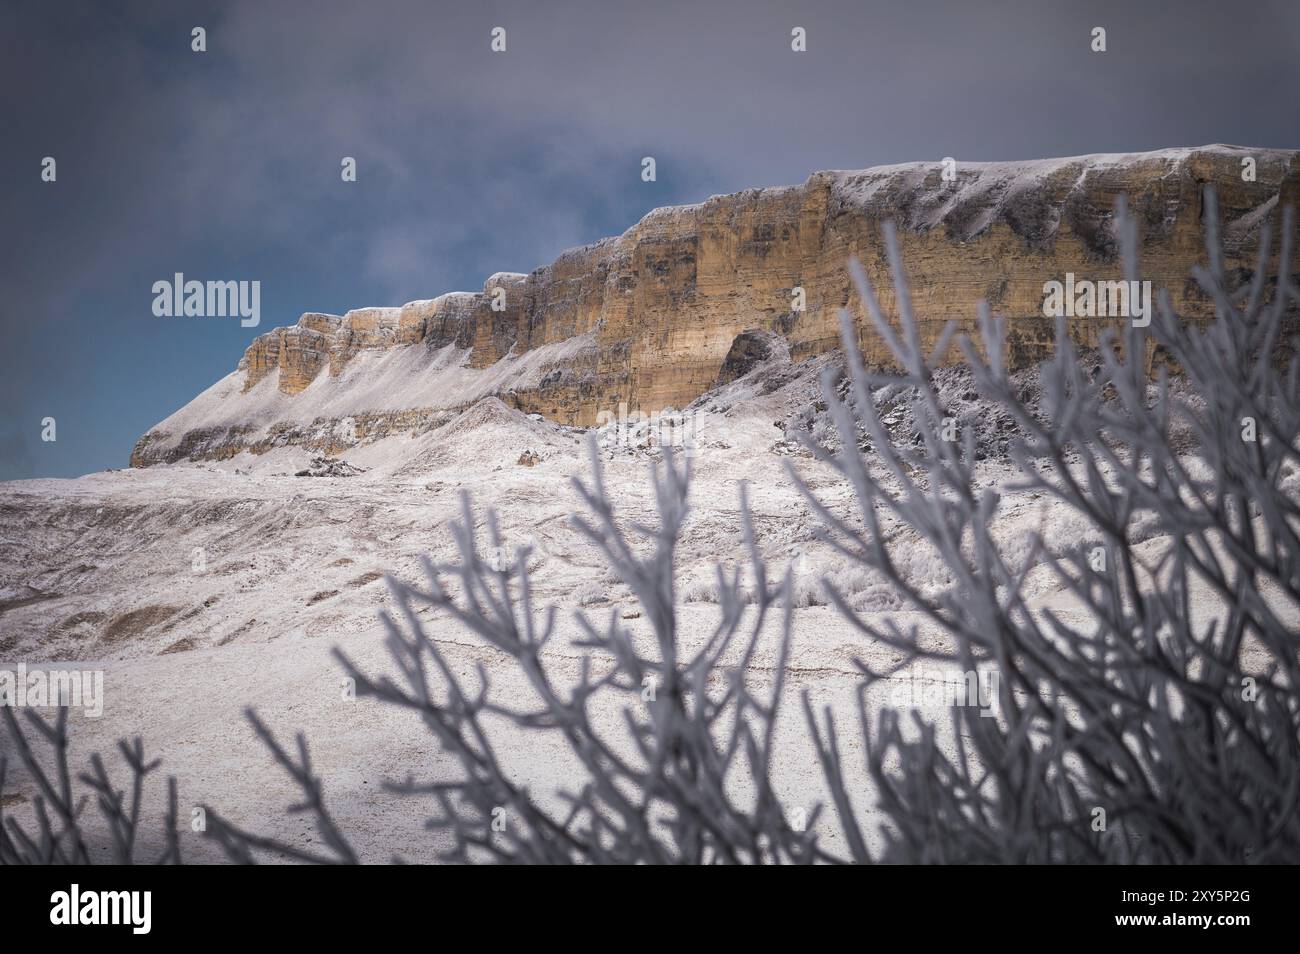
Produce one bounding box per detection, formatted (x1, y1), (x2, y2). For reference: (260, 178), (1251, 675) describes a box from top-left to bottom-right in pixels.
(131, 145), (1299, 467)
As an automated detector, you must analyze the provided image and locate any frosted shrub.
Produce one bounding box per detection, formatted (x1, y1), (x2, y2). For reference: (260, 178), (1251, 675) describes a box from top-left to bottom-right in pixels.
(680, 576), (721, 604)
(785, 569), (830, 608)
(572, 579), (606, 606)
(785, 190), (1300, 862)
(0, 707), (181, 864)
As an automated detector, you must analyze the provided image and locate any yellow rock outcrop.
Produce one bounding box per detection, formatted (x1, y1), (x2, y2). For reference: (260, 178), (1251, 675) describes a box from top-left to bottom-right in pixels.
(131, 145), (1299, 467)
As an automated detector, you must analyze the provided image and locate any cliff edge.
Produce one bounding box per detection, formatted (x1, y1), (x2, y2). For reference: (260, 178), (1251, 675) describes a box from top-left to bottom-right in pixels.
(131, 145), (1299, 467)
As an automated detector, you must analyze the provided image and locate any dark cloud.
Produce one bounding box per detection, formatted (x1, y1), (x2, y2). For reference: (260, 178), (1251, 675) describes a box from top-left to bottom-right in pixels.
(2, 0), (1297, 479)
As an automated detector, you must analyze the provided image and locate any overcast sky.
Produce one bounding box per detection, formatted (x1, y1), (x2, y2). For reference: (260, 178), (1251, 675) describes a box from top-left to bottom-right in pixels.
(3, 0), (1298, 479)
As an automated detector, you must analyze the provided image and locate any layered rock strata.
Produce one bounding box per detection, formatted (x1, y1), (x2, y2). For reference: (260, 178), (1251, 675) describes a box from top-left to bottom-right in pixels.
(132, 145), (1299, 467)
